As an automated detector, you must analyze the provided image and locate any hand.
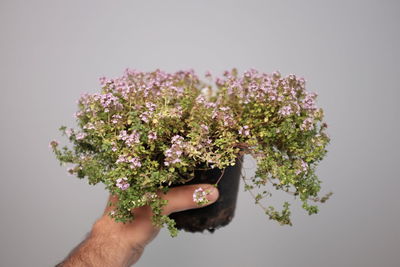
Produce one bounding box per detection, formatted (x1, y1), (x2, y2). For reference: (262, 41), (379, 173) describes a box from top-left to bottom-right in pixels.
(56, 184), (219, 267)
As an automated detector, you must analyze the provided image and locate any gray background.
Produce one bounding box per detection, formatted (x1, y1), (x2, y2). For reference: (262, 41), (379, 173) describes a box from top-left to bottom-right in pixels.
(0, 0), (399, 266)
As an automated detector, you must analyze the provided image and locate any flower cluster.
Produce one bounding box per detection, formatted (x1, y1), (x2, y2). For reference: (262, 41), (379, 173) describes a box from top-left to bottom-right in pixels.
(164, 135), (186, 166)
(192, 187), (212, 205)
(118, 130), (140, 147)
(140, 102), (157, 123)
(238, 125), (250, 136)
(148, 131), (157, 141)
(50, 68), (331, 237)
(99, 93), (123, 113)
(116, 177), (130, 190)
(116, 155), (141, 169)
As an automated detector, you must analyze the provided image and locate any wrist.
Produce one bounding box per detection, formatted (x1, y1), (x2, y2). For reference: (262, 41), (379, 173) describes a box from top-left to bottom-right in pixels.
(91, 217), (144, 266)
(92, 215), (135, 251)
(58, 220), (140, 267)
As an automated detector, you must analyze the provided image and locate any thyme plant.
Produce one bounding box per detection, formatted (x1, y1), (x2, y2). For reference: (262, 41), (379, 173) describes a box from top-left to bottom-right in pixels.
(50, 68), (332, 237)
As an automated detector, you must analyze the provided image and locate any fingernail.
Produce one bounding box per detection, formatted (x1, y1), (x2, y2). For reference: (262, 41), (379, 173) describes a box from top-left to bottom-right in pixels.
(205, 187), (218, 200)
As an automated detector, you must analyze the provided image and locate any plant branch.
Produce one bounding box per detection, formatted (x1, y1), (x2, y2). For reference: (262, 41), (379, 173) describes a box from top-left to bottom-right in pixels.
(214, 167), (226, 186)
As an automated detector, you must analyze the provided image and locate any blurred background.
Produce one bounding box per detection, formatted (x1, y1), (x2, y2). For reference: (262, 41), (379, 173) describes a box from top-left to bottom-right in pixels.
(0, 0), (399, 266)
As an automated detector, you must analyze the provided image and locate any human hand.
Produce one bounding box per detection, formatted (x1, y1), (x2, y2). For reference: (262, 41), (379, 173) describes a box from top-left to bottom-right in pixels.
(56, 184), (219, 267)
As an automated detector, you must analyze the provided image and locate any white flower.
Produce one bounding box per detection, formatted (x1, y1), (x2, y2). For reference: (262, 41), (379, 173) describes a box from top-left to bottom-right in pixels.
(192, 187), (212, 205)
(76, 132), (87, 140)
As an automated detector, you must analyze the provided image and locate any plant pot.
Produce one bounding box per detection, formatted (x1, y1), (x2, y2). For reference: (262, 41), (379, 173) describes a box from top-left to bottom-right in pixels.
(169, 155), (243, 233)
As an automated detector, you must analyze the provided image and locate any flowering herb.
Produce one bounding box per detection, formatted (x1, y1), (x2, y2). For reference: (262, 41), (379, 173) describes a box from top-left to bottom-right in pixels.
(192, 187), (212, 206)
(50, 68), (332, 237)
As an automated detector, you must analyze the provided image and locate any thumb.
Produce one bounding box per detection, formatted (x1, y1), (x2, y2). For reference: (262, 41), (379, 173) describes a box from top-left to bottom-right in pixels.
(160, 184), (219, 215)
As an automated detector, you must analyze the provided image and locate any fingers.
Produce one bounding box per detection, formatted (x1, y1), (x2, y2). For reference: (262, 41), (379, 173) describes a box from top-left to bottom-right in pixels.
(160, 184), (219, 215)
(103, 184), (219, 217)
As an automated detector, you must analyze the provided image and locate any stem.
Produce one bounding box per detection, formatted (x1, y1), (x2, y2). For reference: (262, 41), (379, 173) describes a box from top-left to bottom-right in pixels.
(281, 188), (332, 203)
(240, 167), (268, 213)
(214, 168), (226, 186)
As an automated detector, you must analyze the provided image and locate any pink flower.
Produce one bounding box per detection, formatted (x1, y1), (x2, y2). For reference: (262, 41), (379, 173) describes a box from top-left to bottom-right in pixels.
(164, 135), (186, 166)
(65, 128), (73, 137)
(116, 155), (127, 164)
(301, 91), (318, 110)
(49, 140), (59, 148)
(73, 111), (83, 119)
(118, 130), (128, 141)
(128, 157), (141, 169)
(125, 131), (140, 147)
(145, 102), (156, 112)
(148, 131), (157, 141)
(83, 123), (95, 130)
(300, 117), (314, 131)
(76, 132), (87, 140)
(111, 114), (122, 124)
(205, 101), (216, 109)
(196, 95), (206, 104)
(99, 76), (107, 86)
(278, 105), (293, 116)
(99, 93), (121, 111)
(116, 177), (130, 190)
(140, 112), (150, 123)
(295, 160), (309, 175)
(171, 135), (184, 144)
(118, 130), (140, 147)
(238, 125), (250, 136)
(200, 124), (209, 132)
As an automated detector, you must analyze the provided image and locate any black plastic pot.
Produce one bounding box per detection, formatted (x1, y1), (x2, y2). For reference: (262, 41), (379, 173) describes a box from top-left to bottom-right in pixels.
(169, 156), (243, 233)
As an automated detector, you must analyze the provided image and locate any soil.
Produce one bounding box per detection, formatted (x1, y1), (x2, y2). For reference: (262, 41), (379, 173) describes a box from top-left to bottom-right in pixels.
(169, 156), (243, 233)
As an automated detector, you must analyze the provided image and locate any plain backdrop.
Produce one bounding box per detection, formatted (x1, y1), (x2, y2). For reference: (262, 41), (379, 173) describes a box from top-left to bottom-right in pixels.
(1, 0), (399, 266)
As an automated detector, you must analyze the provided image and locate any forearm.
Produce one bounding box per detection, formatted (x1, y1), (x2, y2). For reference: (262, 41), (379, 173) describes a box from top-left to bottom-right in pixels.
(56, 184), (218, 266)
(56, 222), (144, 267)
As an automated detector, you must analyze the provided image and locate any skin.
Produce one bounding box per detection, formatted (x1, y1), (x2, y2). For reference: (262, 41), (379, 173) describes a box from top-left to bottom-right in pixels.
(56, 184), (219, 267)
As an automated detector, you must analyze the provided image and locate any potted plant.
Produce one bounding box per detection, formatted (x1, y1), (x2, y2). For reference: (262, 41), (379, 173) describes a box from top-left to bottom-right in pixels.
(50, 67), (332, 237)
